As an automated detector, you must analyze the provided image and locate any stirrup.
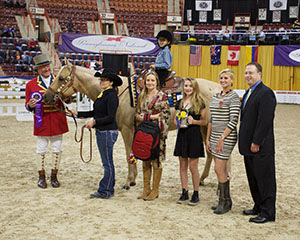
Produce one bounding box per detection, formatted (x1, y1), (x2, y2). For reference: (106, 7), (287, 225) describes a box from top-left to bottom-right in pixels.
(165, 71), (176, 81)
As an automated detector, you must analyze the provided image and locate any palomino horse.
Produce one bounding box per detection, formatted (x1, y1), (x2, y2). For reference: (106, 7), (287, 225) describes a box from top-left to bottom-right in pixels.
(43, 64), (223, 190)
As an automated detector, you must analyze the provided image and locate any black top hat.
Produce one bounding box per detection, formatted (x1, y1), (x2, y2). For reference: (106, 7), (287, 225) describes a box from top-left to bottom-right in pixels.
(156, 30), (173, 43)
(94, 68), (123, 87)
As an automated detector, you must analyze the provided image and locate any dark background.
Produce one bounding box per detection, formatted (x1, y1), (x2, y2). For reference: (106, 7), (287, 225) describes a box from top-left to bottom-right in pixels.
(183, 0), (300, 25)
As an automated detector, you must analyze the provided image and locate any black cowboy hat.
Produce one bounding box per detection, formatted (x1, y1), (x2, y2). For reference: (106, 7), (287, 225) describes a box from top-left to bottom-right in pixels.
(156, 30), (173, 43)
(94, 68), (123, 87)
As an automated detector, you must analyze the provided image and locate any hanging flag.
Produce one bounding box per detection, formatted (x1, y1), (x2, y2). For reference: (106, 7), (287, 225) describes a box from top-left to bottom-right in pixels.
(210, 45), (221, 65)
(227, 45), (240, 66)
(269, 0), (287, 11)
(189, 45), (202, 66)
(245, 46), (258, 64)
(195, 1), (212, 11)
(274, 45), (300, 66)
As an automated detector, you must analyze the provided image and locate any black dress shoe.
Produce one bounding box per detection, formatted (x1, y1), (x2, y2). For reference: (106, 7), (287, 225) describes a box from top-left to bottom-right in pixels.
(249, 215), (274, 224)
(242, 209), (259, 216)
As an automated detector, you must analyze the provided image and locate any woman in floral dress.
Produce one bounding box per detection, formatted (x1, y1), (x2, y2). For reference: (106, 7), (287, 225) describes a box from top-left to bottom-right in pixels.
(135, 71), (170, 201)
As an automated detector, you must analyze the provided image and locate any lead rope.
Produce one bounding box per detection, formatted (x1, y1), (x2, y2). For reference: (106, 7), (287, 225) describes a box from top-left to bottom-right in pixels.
(55, 96), (93, 163)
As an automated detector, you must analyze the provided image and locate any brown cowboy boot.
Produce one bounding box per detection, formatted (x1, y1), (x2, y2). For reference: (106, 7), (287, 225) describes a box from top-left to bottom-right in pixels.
(137, 162), (152, 199)
(50, 169), (60, 188)
(144, 162), (162, 201)
(38, 170), (47, 188)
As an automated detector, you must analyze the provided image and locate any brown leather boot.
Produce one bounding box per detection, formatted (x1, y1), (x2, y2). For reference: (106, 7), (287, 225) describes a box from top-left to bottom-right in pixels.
(38, 170), (47, 189)
(50, 169), (60, 188)
(137, 161), (152, 199)
(144, 161), (162, 201)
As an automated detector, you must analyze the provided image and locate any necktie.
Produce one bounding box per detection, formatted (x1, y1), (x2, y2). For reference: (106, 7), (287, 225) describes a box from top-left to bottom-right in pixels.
(244, 88), (252, 107)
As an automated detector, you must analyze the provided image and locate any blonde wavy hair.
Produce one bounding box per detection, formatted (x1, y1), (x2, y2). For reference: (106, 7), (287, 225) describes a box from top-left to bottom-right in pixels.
(137, 71), (160, 112)
(218, 69), (235, 80)
(180, 78), (204, 115)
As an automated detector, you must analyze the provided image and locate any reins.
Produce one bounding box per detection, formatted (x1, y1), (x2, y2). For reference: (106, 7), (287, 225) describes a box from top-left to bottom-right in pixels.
(56, 96), (93, 164)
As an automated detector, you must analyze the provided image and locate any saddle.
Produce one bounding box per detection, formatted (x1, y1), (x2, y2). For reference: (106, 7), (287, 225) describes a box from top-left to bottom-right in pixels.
(136, 74), (183, 95)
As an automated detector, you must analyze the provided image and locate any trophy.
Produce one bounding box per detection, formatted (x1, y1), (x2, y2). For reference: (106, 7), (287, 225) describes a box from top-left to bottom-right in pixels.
(176, 108), (189, 128)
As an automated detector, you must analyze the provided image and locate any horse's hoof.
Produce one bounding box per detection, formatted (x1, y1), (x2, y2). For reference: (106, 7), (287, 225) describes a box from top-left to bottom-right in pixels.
(199, 181), (205, 186)
(130, 182), (136, 187)
(122, 185), (130, 190)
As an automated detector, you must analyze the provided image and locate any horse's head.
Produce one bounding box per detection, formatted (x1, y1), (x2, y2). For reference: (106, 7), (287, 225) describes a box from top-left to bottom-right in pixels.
(44, 62), (77, 104)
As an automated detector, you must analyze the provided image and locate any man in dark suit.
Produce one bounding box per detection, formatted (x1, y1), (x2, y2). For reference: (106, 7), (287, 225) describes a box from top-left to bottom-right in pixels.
(239, 62), (277, 224)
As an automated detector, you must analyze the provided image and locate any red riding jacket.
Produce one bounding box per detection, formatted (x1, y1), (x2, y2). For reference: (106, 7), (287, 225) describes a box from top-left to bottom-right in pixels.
(25, 74), (69, 136)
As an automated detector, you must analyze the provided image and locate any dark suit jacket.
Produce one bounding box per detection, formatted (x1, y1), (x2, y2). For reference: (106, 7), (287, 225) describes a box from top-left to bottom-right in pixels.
(238, 82), (276, 156)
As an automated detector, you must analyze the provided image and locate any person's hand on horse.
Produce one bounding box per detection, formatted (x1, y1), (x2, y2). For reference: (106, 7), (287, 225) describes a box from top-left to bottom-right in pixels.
(28, 98), (37, 108)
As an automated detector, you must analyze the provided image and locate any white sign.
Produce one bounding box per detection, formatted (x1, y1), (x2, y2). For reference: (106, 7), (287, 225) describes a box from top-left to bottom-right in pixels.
(30, 7), (45, 14)
(269, 0), (287, 11)
(71, 35), (157, 54)
(100, 13), (114, 19)
(16, 105), (33, 121)
(167, 16), (182, 22)
(289, 6), (298, 18)
(213, 9), (221, 21)
(289, 49), (300, 63)
(272, 11), (281, 22)
(258, 8), (267, 20)
(195, 1), (212, 11)
(199, 11), (207, 23)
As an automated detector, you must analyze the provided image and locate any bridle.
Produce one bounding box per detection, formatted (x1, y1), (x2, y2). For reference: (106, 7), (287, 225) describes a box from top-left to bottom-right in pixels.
(47, 65), (78, 102)
(47, 65), (93, 163)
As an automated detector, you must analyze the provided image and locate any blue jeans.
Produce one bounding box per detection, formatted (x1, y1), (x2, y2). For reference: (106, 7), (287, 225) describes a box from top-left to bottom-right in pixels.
(95, 129), (118, 198)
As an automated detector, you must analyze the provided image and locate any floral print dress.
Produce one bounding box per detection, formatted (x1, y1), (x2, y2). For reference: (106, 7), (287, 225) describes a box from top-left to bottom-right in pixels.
(137, 91), (170, 161)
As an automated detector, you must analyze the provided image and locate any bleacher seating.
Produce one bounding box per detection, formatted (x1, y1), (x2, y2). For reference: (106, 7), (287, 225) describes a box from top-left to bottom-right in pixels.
(110, 0), (168, 37)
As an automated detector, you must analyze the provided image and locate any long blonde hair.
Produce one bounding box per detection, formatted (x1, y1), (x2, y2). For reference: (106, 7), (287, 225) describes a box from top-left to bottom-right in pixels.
(180, 78), (204, 115)
(137, 71), (160, 112)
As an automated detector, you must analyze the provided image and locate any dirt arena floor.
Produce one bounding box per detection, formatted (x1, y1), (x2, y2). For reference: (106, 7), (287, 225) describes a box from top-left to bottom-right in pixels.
(0, 100), (300, 240)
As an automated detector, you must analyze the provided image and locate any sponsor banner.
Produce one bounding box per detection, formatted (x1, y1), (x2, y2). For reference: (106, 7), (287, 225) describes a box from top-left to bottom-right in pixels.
(58, 33), (160, 55)
(269, 0), (287, 11)
(29, 7), (45, 14)
(195, 1), (212, 11)
(274, 45), (300, 66)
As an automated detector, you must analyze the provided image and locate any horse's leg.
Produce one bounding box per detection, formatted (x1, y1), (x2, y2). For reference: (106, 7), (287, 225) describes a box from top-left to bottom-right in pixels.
(199, 126), (212, 185)
(120, 127), (137, 190)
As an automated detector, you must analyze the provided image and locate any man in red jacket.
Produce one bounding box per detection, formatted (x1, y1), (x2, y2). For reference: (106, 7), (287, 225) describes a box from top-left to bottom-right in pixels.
(25, 54), (69, 189)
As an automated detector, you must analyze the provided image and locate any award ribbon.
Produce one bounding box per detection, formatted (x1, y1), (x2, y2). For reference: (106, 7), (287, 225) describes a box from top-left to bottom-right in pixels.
(30, 91), (43, 128)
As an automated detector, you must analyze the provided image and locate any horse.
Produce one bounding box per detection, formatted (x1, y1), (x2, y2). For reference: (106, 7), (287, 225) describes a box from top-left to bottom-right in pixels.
(43, 63), (224, 190)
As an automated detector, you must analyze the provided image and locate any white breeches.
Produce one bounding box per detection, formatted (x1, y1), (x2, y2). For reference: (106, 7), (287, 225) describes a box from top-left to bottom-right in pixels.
(36, 135), (63, 154)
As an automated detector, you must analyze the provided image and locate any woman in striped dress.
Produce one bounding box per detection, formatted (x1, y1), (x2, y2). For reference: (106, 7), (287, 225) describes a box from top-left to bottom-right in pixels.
(206, 69), (240, 214)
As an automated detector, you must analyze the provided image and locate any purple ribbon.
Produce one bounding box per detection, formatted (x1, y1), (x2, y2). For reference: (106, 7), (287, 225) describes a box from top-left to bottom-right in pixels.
(30, 91), (43, 128)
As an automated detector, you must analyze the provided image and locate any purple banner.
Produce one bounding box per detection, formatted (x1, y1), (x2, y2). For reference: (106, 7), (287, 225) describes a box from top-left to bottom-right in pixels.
(58, 33), (160, 56)
(274, 45), (300, 66)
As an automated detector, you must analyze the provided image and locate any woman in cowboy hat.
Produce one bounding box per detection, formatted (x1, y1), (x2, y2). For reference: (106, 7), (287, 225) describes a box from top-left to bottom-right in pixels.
(150, 30), (174, 87)
(70, 68), (123, 199)
(25, 53), (69, 189)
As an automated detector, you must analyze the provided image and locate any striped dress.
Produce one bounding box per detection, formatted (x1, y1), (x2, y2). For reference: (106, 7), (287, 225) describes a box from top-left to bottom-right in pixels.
(209, 91), (241, 160)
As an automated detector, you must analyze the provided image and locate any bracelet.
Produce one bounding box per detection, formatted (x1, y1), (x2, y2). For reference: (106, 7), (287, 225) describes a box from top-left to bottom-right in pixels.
(220, 134), (225, 140)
